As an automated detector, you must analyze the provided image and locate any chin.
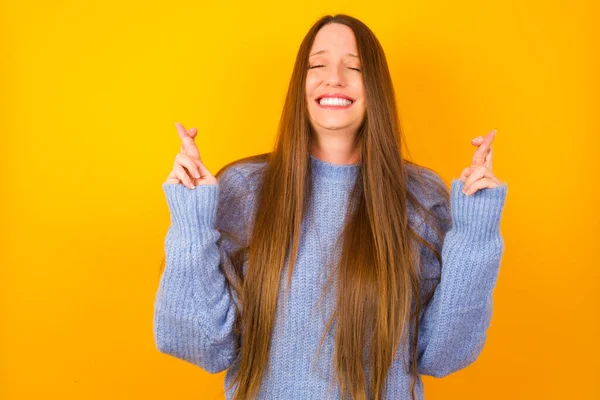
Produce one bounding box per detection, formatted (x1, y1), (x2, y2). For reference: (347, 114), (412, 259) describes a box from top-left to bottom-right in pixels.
(318, 121), (357, 131)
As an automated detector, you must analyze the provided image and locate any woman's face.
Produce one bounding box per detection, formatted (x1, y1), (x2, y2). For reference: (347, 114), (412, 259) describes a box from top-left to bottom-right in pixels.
(305, 23), (366, 137)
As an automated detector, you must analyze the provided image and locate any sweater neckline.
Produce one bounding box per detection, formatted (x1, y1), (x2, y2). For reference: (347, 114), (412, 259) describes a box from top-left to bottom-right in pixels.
(309, 154), (360, 183)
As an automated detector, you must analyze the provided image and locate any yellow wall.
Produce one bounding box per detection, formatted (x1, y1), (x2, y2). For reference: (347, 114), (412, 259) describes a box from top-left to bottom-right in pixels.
(1, 1), (598, 399)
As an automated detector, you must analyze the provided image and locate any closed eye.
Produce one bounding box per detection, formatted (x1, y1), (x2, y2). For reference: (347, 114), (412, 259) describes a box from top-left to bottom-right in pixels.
(308, 65), (361, 72)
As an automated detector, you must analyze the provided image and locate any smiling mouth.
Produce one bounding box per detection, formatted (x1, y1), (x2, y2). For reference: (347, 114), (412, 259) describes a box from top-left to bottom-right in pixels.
(315, 97), (354, 108)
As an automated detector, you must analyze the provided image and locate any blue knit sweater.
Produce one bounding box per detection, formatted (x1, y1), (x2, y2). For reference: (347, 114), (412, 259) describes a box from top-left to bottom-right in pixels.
(153, 154), (508, 399)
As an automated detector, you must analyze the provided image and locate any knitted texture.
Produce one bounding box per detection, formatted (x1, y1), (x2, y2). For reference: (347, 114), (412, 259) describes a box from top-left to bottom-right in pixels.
(153, 155), (508, 399)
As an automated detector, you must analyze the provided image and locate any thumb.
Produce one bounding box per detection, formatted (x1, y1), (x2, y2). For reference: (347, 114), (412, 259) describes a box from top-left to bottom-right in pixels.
(458, 166), (473, 182)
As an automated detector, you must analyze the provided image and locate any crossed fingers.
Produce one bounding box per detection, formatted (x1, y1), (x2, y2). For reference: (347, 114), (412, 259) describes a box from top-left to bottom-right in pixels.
(460, 129), (502, 196)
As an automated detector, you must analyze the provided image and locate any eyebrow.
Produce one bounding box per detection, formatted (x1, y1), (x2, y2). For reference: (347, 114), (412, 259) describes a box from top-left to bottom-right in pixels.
(309, 49), (359, 58)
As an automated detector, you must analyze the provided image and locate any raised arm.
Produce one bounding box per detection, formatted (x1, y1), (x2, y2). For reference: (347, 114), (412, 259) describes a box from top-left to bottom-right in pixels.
(153, 165), (248, 374)
(417, 177), (508, 378)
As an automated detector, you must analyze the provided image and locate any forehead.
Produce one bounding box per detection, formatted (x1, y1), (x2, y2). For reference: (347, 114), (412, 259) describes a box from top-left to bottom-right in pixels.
(309, 23), (358, 56)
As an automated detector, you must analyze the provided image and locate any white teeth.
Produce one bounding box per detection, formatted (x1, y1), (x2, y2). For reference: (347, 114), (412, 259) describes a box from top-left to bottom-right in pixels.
(318, 97), (352, 106)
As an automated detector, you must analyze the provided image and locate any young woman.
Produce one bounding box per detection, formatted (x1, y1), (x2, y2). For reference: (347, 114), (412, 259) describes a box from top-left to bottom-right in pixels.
(155, 14), (507, 400)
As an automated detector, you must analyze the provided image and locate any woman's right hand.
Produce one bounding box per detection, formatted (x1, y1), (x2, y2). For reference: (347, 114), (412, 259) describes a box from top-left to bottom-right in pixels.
(165, 122), (218, 188)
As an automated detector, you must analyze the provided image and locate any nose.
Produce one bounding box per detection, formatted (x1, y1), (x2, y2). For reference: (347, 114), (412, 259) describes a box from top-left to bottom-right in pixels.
(325, 63), (347, 87)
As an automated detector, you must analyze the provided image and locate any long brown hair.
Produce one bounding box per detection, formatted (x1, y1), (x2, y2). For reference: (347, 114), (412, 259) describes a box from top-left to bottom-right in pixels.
(160, 13), (449, 400)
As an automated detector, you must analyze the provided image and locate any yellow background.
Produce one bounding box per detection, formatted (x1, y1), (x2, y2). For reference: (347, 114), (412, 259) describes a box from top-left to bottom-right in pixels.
(1, 0), (598, 399)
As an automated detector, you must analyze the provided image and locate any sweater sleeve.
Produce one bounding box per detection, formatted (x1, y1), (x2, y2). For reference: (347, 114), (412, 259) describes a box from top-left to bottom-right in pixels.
(153, 167), (247, 374)
(416, 178), (508, 378)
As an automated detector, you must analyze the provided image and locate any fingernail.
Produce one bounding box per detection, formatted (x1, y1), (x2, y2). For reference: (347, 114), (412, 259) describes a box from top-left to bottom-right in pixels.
(194, 172), (200, 178)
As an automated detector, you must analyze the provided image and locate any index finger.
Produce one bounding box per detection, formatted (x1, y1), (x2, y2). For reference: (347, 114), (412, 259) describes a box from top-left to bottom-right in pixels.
(472, 129), (496, 166)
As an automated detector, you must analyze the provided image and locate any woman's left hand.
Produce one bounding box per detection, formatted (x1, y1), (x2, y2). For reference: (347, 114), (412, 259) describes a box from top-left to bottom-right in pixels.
(459, 129), (504, 196)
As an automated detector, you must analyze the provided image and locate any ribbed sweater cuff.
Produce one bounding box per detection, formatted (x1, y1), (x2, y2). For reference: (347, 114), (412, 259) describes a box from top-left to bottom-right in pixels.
(450, 179), (508, 241)
(162, 183), (219, 231)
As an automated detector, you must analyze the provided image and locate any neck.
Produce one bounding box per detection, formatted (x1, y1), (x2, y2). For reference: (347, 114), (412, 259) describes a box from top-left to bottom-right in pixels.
(310, 129), (361, 165)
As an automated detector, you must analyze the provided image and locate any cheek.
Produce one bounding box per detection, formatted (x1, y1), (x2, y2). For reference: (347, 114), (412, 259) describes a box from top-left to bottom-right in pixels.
(355, 82), (366, 109)
(353, 78), (365, 96)
(305, 76), (318, 97)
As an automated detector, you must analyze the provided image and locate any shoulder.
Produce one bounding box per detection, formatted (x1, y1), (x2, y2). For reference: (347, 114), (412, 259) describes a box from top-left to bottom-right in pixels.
(216, 153), (269, 194)
(404, 163), (453, 284)
(404, 162), (453, 262)
(213, 153), (269, 239)
(404, 161), (450, 219)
